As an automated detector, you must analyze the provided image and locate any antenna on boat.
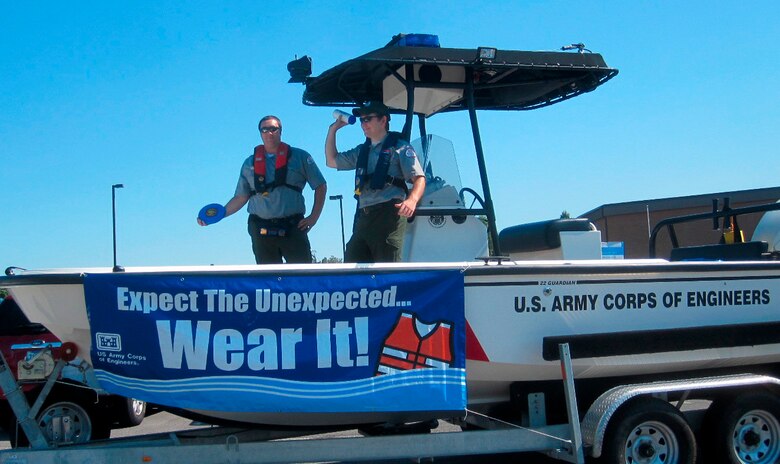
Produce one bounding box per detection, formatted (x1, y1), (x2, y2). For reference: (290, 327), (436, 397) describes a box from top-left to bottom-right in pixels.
(646, 205), (651, 238)
(561, 43), (591, 54)
(112, 183), (125, 273)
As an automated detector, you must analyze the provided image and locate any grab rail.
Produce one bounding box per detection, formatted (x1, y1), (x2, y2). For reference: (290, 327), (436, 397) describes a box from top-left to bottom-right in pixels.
(648, 199), (780, 258)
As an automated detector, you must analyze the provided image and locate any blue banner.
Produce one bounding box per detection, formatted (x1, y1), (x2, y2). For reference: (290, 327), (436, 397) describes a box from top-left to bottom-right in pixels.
(83, 270), (466, 414)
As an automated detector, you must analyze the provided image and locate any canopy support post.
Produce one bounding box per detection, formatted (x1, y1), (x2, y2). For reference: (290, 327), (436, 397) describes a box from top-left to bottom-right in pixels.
(466, 70), (501, 256)
(418, 115), (428, 155)
(401, 64), (415, 141)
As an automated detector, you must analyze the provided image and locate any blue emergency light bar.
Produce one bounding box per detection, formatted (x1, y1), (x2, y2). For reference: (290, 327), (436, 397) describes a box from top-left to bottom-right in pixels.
(392, 34), (440, 48)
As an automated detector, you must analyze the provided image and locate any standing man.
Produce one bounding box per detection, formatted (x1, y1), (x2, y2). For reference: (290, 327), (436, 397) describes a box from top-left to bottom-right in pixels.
(325, 102), (425, 263)
(199, 115), (327, 264)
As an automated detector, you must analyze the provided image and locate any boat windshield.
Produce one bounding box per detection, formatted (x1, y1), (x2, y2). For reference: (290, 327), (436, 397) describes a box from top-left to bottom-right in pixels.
(411, 135), (468, 208)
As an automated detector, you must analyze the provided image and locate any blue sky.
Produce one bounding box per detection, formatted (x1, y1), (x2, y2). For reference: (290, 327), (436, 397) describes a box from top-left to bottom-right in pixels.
(2, 2), (778, 269)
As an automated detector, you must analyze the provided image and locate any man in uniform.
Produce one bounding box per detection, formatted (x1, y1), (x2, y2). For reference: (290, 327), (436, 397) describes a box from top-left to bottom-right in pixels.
(325, 102), (425, 263)
(200, 115), (327, 264)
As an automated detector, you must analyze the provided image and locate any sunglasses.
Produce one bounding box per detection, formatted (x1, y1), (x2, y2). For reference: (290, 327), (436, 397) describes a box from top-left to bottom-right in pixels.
(359, 115), (381, 124)
(260, 126), (281, 134)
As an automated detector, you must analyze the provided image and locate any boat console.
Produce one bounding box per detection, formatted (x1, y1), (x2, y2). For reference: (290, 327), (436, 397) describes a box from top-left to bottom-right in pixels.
(498, 218), (600, 260)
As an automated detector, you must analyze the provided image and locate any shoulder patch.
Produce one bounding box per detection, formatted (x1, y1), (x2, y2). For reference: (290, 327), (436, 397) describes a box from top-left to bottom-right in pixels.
(306, 156), (314, 165)
(405, 147), (417, 158)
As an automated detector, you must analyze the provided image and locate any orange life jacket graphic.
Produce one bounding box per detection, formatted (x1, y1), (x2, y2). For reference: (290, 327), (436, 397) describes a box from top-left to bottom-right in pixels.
(376, 312), (453, 375)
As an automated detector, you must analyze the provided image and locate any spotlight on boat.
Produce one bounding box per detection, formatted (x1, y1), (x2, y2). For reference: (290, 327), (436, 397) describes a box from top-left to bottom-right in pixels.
(476, 47), (497, 63)
(287, 55), (312, 83)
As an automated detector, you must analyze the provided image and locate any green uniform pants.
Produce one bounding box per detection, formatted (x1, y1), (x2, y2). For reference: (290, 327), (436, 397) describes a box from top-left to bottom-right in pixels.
(346, 201), (406, 263)
(248, 214), (312, 264)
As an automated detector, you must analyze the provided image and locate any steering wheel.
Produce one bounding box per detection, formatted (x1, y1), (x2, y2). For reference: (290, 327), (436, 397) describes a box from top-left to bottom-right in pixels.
(459, 187), (486, 210)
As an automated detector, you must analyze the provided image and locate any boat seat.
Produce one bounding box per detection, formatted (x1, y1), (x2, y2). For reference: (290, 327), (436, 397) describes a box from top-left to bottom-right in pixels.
(669, 241), (768, 262)
(499, 218), (596, 253)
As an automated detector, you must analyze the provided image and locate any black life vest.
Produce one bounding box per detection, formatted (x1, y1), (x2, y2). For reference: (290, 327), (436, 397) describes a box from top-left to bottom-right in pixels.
(354, 132), (410, 197)
(252, 143), (302, 195)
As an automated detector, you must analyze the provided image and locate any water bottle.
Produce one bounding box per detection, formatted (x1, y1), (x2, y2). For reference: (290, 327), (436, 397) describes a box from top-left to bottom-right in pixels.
(333, 110), (356, 125)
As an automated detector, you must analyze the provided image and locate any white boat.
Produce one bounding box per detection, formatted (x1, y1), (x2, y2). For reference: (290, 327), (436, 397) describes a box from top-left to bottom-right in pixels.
(4, 34), (780, 428)
(5, 256), (780, 425)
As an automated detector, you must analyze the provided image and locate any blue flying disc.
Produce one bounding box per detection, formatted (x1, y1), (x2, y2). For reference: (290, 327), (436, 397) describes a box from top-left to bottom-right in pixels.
(198, 203), (226, 225)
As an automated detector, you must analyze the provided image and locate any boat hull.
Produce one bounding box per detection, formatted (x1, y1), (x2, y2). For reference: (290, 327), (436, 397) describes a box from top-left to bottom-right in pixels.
(463, 261), (780, 401)
(5, 260), (780, 426)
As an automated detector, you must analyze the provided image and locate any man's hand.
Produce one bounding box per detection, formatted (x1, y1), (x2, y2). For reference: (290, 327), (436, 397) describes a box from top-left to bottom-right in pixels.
(395, 198), (417, 218)
(395, 176), (426, 218)
(297, 217), (317, 232)
(330, 119), (348, 130)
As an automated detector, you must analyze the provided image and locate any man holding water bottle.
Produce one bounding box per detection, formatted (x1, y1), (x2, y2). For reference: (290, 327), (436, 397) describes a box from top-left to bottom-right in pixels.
(325, 102), (426, 263)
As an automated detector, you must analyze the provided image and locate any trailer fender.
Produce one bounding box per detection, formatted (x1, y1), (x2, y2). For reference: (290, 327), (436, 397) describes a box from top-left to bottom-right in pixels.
(581, 373), (780, 458)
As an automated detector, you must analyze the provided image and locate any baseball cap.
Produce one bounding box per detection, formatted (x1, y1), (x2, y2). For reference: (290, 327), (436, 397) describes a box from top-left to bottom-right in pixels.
(352, 101), (390, 117)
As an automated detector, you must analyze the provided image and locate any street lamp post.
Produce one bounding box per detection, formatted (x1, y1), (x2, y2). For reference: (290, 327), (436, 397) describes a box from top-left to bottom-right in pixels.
(329, 195), (345, 261)
(112, 184), (124, 272)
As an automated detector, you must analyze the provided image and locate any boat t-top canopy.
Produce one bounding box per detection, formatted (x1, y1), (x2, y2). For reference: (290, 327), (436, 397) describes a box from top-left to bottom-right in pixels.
(294, 34), (617, 115)
(289, 34), (618, 254)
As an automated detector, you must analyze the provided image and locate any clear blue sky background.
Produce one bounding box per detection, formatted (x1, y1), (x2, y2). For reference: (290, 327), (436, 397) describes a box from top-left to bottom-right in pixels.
(2, 2), (778, 269)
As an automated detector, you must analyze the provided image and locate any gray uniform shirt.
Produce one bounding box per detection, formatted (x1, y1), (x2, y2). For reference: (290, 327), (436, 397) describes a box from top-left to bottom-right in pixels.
(235, 146), (326, 219)
(335, 134), (424, 208)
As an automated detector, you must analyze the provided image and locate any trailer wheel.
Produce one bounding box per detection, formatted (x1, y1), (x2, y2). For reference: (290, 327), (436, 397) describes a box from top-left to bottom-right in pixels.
(38, 401), (94, 444)
(703, 392), (780, 464)
(600, 396), (696, 464)
(10, 400), (110, 447)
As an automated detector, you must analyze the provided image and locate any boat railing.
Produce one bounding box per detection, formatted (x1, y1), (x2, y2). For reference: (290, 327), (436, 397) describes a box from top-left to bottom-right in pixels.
(413, 208), (486, 217)
(648, 198), (780, 259)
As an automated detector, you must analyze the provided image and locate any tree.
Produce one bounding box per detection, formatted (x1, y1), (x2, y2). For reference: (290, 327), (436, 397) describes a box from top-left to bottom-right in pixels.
(311, 250), (343, 263)
(560, 210), (571, 219)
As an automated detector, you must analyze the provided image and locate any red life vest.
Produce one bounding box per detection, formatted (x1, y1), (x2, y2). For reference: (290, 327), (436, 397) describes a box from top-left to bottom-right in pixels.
(376, 312), (454, 375)
(252, 142), (301, 194)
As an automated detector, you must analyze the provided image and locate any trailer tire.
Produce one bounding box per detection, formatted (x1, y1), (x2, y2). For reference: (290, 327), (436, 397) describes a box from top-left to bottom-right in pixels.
(9, 399), (110, 448)
(600, 396), (696, 464)
(702, 392), (780, 464)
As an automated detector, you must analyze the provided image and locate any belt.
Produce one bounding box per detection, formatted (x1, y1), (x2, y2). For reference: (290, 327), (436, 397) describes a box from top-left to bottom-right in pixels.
(251, 214), (303, 225)
(359, 200), (400, 215)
